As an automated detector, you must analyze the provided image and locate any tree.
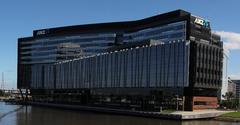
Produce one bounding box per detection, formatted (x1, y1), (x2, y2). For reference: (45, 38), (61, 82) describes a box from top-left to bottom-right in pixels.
(222, 92), (235, 101)
(222, 92), (237, 109)
(0, 90), (4, 96)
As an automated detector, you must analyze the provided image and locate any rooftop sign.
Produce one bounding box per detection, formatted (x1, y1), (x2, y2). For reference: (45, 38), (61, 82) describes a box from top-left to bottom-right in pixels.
(194, 17), (210, 28)
(36, 30), (46, 36)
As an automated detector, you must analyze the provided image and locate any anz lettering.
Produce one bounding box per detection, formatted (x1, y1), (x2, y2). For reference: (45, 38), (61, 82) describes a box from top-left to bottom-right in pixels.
(36, 30), (46, 35)
(194, 18), (210, 28)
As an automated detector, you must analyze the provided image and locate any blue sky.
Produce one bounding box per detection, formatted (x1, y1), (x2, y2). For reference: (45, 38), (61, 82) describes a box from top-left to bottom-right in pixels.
(0, 0), (239, 89)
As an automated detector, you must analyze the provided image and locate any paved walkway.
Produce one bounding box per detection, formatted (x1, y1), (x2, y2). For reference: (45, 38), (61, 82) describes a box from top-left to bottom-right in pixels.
(171, 110), (233, 119)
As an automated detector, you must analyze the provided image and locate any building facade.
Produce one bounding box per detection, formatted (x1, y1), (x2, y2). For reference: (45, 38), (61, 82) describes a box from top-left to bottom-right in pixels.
(18, 10), (223, 111)
(232, 80), (240, 99)
(220, 48), (229, 100)
(227, 78), (237, 96)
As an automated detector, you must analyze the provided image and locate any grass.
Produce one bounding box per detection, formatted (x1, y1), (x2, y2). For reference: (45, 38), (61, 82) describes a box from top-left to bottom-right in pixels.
(221, 112), (240, 118)
(161, 109), (176, 113)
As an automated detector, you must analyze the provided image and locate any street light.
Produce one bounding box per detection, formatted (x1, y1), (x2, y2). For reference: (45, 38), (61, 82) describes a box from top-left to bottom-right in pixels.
(176, 95), (179, 111)
(1, 72), (4, 90)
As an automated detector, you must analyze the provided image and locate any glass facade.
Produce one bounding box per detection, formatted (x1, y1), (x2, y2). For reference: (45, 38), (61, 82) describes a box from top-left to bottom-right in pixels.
(123, 21), (186, 43)
(30, 40), (190, 89)
(19, 21), (186, 65)
(20, 33), (116, 64)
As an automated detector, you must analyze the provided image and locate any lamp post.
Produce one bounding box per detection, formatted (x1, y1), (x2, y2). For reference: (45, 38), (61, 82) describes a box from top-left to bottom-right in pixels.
(1, 72), (4, 90)
(176, 95), (179, 111)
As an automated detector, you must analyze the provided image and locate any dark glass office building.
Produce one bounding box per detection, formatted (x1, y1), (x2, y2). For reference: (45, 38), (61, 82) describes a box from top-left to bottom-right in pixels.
(18, 10), (223, 111)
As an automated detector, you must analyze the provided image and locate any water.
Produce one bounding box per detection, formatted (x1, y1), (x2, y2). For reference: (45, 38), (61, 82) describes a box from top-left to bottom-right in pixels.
(0, 102), (238, 125)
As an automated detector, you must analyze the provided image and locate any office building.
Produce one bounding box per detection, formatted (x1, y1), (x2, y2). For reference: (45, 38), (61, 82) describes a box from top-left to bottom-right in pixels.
(220, 47), (229, 100)
(18, 10), (223, 111)
(227, 78), (236, 96)
(232, 80), (240, 99)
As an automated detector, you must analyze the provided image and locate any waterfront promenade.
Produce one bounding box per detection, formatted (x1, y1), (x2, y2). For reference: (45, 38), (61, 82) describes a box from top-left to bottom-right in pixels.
(171, 110), (233, 119)
(26, 102), (233, 120)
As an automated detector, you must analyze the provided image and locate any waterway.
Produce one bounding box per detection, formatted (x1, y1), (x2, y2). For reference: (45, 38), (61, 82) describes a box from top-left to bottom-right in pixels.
(0, 102), (238, 125)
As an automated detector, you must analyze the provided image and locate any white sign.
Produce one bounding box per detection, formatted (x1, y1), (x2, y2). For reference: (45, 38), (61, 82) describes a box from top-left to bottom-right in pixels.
(194, 18), (204, 26)
(194, 18), (210, 28)
(36, 30), (46, 35)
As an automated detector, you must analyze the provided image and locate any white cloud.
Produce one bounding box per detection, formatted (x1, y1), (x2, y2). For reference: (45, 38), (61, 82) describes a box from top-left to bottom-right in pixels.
(215, 31), (240, 80)
(215, 31), (240, 50)
(229, 74), (240, 80)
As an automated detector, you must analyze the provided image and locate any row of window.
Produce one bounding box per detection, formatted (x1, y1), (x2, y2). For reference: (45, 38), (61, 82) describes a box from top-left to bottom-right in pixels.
(197, 67), (222, 75)
(21, 33), (116, 46)
(30, 41), (190, 89)
(196, 77), (221, 85)
(124, 21), (185, 38)
(20, 21), (187, 64)
(124, 21), (186, 43)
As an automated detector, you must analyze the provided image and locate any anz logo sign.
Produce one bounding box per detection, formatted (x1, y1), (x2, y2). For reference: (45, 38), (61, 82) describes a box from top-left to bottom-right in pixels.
(194, 18), (210, 28)
(36, 30), (47, 35)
